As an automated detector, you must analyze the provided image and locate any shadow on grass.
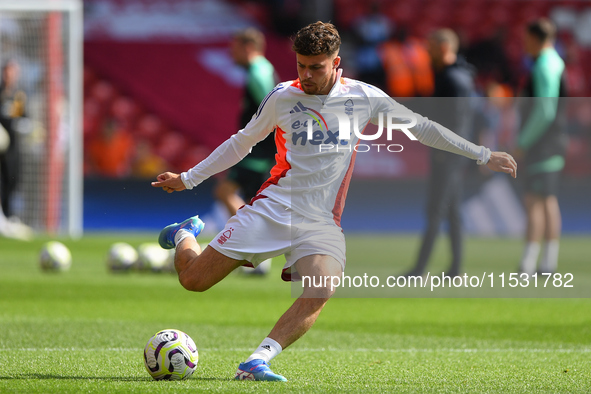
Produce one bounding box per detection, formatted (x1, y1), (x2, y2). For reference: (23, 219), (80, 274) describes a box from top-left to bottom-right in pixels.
(0, 374), (230, 382)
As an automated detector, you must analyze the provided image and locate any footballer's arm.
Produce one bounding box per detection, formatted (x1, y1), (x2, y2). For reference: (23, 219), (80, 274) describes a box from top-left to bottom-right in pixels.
(152, 85), (282, 193)
(367, 88), (517, 178)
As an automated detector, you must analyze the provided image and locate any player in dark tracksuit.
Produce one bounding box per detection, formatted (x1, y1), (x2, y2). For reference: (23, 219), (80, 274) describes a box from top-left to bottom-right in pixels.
(213, 28), (277, 275)
(0, 60), (27, 219)
(214, 28), (277, 217)
(517, 18), (567, 275)
(405, 29), (475, 278)
(224, 55), (277, 206)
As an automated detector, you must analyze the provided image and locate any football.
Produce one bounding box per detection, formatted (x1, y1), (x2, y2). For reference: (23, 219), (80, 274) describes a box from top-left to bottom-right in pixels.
(39, 241), (72, 271)
(164, 249), (176, 273)
(136, 243), (170, 272)
(143, 329), (198, 380)
(107, 242), (138, 272)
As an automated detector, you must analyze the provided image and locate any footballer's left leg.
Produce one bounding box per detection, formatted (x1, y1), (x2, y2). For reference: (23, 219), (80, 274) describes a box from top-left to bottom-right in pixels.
(268, 254), (343, 347)
(235, 254), (342, 381)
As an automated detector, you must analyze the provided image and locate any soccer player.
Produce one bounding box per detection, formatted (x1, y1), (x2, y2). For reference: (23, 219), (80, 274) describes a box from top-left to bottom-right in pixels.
(152, 22), (517, 381)
(517, 18), (567, 275)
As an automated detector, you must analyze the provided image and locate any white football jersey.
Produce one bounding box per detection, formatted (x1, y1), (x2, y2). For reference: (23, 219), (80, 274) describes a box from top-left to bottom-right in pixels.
(182, 70), (490, 227)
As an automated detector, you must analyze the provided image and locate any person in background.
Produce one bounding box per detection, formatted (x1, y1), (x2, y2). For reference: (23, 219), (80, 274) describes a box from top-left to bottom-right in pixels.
(516, 18), (567, 275)
(87, 118), (135, 177)
(214, 28), (277, 218)
(0, 60), (27, 218)
(213, 28), (277, 275)
(404, 29), (476, 278)
(351, 2), (392, 91)
(0, 60), (32, 240)
(380, 26), (433, 98)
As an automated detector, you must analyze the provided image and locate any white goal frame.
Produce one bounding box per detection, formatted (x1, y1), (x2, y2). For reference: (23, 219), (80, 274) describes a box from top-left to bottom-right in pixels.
(0, 0), (83, 238)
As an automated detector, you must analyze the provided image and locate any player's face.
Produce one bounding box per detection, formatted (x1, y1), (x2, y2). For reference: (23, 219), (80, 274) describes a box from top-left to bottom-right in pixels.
(427, 39), (443, 67)
(3, 63), (20, 86)
(296, 53), (340, 95)
(524, 32), (542, 57)
(230, 38), (248, 66)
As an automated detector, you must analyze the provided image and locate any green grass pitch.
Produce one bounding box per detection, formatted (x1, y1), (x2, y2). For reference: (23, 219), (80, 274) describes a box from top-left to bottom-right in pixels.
(0, 234), (590, 393)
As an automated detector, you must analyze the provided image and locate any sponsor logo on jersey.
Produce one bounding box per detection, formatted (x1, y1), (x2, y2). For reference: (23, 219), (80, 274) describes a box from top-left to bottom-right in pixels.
(290, 101), (346, 147)
(289, 101), (328, 131)
(289, 101), (418, 151)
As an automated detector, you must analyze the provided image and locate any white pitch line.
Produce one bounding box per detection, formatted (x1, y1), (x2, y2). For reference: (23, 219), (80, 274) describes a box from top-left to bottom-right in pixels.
(0, 347), (589, 353)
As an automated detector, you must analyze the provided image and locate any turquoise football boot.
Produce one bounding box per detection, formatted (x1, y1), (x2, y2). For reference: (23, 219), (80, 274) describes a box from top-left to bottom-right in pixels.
(158, 216), (204, 249)
(234, 359), (287, 382)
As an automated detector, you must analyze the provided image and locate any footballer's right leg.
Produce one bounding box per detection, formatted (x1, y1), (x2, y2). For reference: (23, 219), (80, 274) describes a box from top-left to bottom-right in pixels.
(175, 238), (244, 292)
(158, 215), (245, 292)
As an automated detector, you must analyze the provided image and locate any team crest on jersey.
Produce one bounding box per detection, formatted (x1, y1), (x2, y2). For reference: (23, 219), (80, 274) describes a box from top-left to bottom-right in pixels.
(344, 99), (354, 115)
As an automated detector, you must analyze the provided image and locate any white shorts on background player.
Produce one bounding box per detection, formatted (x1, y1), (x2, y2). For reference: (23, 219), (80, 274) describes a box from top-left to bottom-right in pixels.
(209, 197), (346, 280)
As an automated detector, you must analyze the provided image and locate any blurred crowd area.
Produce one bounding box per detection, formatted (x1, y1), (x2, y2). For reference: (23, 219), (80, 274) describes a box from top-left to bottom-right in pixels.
(83, 71), (211, 179)
(80, 0), (591, 179)
(254, 0), (591, 96)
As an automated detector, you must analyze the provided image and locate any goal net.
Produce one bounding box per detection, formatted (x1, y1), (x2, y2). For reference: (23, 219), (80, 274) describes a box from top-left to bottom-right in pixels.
(0, 0), (82, 237)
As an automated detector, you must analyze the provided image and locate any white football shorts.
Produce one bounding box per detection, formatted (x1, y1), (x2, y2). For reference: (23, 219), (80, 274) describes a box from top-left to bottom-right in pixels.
(208, 196), (346, 281)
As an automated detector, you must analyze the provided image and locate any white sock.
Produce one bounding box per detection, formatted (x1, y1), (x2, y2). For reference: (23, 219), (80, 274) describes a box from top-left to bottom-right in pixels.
(539, 240), (559, 273)
(519, 242), (540, 275)
(174, 229), (194, 248)
(245, 337), (282, 363)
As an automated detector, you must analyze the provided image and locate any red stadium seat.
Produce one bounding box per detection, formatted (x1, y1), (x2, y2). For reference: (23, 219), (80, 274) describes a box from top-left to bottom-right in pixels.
(177, 145), (212, 174)
(335, 0), (370, 29)
(384, 2), (417, 25)
(83, 67), (97, 97)
(135, 114), (163, 142)
(155, 131), (187, 166)
(91, 80), (117, 106)
(111, 97), (138, 128)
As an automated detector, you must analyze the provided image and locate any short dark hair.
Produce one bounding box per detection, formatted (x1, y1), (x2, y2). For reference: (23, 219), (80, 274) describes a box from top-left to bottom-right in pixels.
(234, 28), (265, 52)
(527, 18), (556, 43)
(292, 21), (341, 57)
(429, 29), (459, 54)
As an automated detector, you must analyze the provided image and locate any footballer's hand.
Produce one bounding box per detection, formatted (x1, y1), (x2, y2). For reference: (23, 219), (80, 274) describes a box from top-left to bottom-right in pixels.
(486, 151), (517, 178)
(151, 172), (187, 193)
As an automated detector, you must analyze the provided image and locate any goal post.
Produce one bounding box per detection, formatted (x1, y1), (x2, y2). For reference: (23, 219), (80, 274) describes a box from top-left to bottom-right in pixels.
(0, 0), (83, 238)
